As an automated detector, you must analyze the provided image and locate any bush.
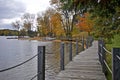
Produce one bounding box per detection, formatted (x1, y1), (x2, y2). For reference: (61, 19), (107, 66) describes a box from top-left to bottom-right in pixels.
(112, 34), (120, 47)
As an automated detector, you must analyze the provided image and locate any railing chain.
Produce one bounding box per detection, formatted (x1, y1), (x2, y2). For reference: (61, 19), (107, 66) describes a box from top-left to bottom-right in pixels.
(0, 54), (37, 72)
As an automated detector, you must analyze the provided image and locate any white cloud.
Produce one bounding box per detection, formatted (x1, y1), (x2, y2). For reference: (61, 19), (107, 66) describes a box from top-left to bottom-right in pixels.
(0, 17), (20, 25)
(20, 0), (51, 14)
(1, 19), (14, 24)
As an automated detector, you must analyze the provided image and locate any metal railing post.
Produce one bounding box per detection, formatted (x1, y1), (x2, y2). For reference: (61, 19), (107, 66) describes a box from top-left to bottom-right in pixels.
(101, 40), (106, 74)
(100, 40), (103, 64)
(82, 37), (84, 51)
(60, 42), (65, 70)
(112, 48), (120, 80)
(76, 39), (78, 55)
(98, 39), (101, 62)
(69, 41), (72, 61)
(89, 36), (93, 47)
(38, 46), (45, 80)
(86, 38), (88, 49)
(99, 39), (102, 64)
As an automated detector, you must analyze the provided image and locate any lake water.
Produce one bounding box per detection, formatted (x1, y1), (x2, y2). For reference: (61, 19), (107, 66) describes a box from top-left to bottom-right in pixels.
(0, 36), (59, 80)
(0, 36), (81, 80)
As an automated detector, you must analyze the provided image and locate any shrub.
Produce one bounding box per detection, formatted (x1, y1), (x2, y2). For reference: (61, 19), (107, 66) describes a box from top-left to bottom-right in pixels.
(112, 34), (120, 47)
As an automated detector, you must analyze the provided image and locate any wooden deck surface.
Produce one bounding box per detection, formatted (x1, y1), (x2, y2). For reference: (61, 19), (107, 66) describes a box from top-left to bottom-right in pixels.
(55, 41), (106, 80)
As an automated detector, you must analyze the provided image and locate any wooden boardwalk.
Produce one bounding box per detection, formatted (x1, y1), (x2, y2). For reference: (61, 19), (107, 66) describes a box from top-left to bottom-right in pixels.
(55, 41), (106, 80)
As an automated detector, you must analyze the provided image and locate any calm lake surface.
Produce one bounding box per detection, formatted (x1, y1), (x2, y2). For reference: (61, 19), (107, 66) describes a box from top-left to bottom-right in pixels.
(0, 36), (80, 80)
(0, 36), (60, 80)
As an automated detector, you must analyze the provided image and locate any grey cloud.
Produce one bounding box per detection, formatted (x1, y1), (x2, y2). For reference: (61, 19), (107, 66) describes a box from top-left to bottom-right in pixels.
(0, 0), (26, 19)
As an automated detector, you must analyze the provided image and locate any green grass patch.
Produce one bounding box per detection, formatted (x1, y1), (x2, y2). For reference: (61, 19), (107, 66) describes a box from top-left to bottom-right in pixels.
(105, 34), (120, 80)
(112, 35), (120, 47)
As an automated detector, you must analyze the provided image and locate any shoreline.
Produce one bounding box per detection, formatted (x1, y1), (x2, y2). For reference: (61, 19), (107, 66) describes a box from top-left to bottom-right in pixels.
(6, 36), (79, 43)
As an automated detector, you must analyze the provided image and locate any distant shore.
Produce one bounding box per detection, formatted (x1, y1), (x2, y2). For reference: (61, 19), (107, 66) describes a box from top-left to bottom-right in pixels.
(6, 36), (78, 43)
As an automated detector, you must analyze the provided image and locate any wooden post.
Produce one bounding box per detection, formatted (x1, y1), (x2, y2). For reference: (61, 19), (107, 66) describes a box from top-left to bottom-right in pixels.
(69, 41), (72, 61)
(76, 39), (78, 55)
(112, 48), (120, 80)
(60, 42), (64, 70)
(38, 46), (45, 80)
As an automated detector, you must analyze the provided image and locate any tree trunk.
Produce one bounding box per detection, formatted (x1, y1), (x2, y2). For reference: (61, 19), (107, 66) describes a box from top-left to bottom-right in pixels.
(88, 32), (90, 36)
(66, 32), (72, 40)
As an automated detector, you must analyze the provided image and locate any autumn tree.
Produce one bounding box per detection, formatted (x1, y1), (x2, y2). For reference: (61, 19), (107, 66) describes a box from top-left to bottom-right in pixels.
(37, 8), (55, 37)
(21, 13), (35, 37)
(50, 0), (120, 39)
(50, 12), (64, 37)
(12, 20), (21, 37)
(50, 0), (82, 39)
(37, 15), (48, 36)
(12, 20), (21, 30)
(19, 29), (27, 37)
(77, 12), (94, 35)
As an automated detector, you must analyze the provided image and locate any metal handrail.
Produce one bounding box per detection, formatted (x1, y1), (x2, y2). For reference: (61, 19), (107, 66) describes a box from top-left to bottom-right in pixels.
(98, 39), (120, 79)
(116, 55), (120, 61)
(103, 47), (112, 55)
(104, 60), (112, 74)
(99, 52), (103, 57)
(99, 41), (112, 74)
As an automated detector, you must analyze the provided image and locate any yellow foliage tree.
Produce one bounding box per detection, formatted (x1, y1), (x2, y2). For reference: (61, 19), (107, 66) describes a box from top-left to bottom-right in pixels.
(50, 13), (64, 36)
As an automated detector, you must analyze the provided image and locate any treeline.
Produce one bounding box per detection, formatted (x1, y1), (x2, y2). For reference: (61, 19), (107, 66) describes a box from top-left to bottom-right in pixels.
(0, 29), (18, 36)
(11, 0), (120, 40)
(0, 29), (37, 37)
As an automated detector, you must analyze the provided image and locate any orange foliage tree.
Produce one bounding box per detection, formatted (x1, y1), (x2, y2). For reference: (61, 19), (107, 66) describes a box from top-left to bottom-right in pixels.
(77, 12), (94, 35)
(50, 13), (64, 36)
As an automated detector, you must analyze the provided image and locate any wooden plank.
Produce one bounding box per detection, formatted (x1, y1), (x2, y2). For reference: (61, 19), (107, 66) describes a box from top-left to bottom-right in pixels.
(65, 66), (102, 71)
(56, 41), (106, 80)
(66, 61), (100, 65)
(57, 70), (105, 78)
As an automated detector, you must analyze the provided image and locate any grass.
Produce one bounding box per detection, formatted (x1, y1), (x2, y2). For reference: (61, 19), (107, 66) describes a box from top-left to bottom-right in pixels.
(106, 53), (112, 80)
(105, 34), (120, 80)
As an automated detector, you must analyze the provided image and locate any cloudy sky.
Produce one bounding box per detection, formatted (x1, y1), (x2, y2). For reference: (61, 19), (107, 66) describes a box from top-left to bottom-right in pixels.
(0, 0), (50, 29)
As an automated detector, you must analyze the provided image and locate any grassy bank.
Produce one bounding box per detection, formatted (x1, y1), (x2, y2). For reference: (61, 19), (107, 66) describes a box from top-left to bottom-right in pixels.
(105, 34), (120, 80)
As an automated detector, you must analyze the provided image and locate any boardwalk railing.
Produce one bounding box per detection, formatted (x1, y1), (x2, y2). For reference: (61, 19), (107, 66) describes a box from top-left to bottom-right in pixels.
(98, 39), (120, 80)
(0, 37), (93, 80)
